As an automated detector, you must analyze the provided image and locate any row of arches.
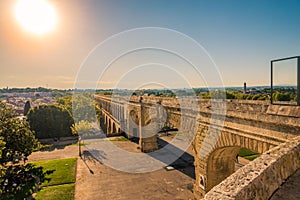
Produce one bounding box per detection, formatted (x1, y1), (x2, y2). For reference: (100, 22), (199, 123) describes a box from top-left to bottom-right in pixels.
(99, 99), (125, 123)
(101, 111), (122, 135)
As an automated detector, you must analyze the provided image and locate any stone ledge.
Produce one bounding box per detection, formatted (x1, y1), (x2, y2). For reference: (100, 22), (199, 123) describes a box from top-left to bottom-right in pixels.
(203, 136), (300, 200)
(267, 105), (300, 118)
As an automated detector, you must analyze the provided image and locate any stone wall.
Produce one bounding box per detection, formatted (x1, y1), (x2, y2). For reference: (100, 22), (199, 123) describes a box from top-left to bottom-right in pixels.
(203, 136), (300, 200)
(95, 95), (300, 198)
(192, 99), (300, 199)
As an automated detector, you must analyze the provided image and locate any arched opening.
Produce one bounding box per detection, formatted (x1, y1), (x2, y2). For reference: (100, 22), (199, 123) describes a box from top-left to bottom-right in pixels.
(112, 122), (116, 134)
(108, 118), (112, 134)
(129, 110), (139, 125)
(128, 109), (140, 141)
(235, 147), (259, 169)
(205, 146), (260, 192)
(158, 122), (178, 135)
(206, 146), (240, 191)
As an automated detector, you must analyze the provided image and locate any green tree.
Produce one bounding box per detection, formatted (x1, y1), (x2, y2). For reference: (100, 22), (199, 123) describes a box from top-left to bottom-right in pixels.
(0, 101), (41, 198)
(273, 92), (291, 101)
(251, 94), (261, 100)
(71, 120), (93, 138)
(226, 91), (237, 99)
(0, 101), (38, 164)
(27, 105), (74, 139)
(57, 93), (100, 123)
(23, 100), (31, 116)
(56, 96), (72, 114)
(0, 138), (5, 194)
(210, 90), (226, 99)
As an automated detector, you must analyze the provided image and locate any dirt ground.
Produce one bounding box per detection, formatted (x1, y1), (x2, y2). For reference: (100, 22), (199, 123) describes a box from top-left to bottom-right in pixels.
(28, 136), (250, 200)
(75, 136), (195, 200)
(28, 145), (79, 162)
(75, 156), (195, 200)
(28, 137), (195, 200)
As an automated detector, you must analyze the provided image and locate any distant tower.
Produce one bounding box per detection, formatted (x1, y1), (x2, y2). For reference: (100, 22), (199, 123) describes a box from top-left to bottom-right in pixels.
(243, 82), (247, 94)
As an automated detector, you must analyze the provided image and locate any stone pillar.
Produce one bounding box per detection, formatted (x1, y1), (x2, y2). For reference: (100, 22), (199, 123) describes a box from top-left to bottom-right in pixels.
(139, 100), (158, 153)
(193, 129), (208, 199)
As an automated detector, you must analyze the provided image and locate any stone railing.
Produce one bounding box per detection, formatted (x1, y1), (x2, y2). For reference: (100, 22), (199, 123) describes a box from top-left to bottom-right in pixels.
(203, 136), (300, 200)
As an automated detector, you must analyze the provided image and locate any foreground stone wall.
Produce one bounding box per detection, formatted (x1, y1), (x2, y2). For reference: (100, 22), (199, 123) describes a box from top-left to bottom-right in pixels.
(203, 136), (300, 200)
(192, 100), (300, 199)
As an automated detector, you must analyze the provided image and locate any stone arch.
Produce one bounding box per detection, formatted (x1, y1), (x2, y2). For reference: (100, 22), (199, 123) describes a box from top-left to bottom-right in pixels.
(108, 118), (112, 134)
(129, 110), (139, 125)
(206, 146), (240, 191)
(194, 126), (278, 198)
(99, 111), (105, 131)
(214, 131), (273, 154)
(104, 115), (108, 134)
(112, 122), (116, 133)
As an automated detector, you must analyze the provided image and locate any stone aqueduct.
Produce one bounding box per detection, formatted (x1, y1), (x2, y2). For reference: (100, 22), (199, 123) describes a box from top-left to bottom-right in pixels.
(95, 95), (300, 199)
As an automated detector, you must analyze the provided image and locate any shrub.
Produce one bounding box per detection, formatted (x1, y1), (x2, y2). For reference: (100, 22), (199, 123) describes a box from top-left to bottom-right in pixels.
(27, 105), (74, 139)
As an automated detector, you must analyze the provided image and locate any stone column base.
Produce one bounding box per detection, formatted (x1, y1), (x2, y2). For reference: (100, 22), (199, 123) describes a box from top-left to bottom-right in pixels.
(140, 136), (158, 152)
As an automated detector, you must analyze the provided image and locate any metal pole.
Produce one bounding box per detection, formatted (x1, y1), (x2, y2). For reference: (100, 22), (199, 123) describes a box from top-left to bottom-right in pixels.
(297, 57), (300, 106)
(271, 61), (273, 104)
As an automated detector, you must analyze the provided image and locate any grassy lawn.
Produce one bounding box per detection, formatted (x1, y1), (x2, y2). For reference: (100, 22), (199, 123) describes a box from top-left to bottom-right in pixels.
(71, 142), (91, 146)
(30, 158), (77, 200)
(109, 136), (130, 142)
(238, 148), (260, 161)
(31, 158), (77, 187)
(35, 184), (75, 200)
(2, 158), (77, 200)
(244, 154), (260, 161)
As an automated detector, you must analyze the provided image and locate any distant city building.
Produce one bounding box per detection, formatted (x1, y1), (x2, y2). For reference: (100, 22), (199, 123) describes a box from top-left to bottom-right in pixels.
(0, 92), (55, 116)
(243, 82), (247, 94)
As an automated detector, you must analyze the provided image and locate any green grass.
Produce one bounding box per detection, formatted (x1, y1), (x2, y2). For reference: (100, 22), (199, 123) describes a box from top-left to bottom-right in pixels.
(32, 158), (77, 200)
(244, 154), (260, 161)
(31, 158), (77, 187)
(238, 148), (260, 161)
(34, 144), (53, 151)
(109, 136), (130, 142)
(238, 148), (258, 157)
(35, 184), (75, 200)
(37, 144), (71, 151)
(71, 142), (91, 146)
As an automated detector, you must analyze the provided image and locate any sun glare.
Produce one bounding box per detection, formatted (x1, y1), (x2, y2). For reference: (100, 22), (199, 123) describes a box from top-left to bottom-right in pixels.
(14, 0), (57, 35)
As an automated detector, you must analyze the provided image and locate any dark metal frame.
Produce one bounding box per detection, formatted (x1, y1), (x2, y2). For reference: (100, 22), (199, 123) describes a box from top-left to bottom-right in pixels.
(270, 56), (300, 106)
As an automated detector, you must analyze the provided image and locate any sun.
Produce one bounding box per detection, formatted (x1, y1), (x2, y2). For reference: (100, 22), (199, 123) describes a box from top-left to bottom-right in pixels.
(14, 0), (57, 35)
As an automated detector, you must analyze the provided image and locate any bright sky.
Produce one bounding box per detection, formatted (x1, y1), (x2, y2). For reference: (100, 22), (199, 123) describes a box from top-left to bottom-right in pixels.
(0, 0), (300, 89)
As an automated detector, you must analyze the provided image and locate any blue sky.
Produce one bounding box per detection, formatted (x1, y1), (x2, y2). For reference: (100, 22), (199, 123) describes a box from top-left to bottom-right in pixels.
(0, 0), (300, 89)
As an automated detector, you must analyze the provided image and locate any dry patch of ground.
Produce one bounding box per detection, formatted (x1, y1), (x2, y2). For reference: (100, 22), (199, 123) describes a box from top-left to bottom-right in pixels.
(75, 154), (195, 200)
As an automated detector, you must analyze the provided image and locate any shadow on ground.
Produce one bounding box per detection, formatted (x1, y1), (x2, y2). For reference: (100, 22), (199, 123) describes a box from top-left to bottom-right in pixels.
(156, 137), (195, 179)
